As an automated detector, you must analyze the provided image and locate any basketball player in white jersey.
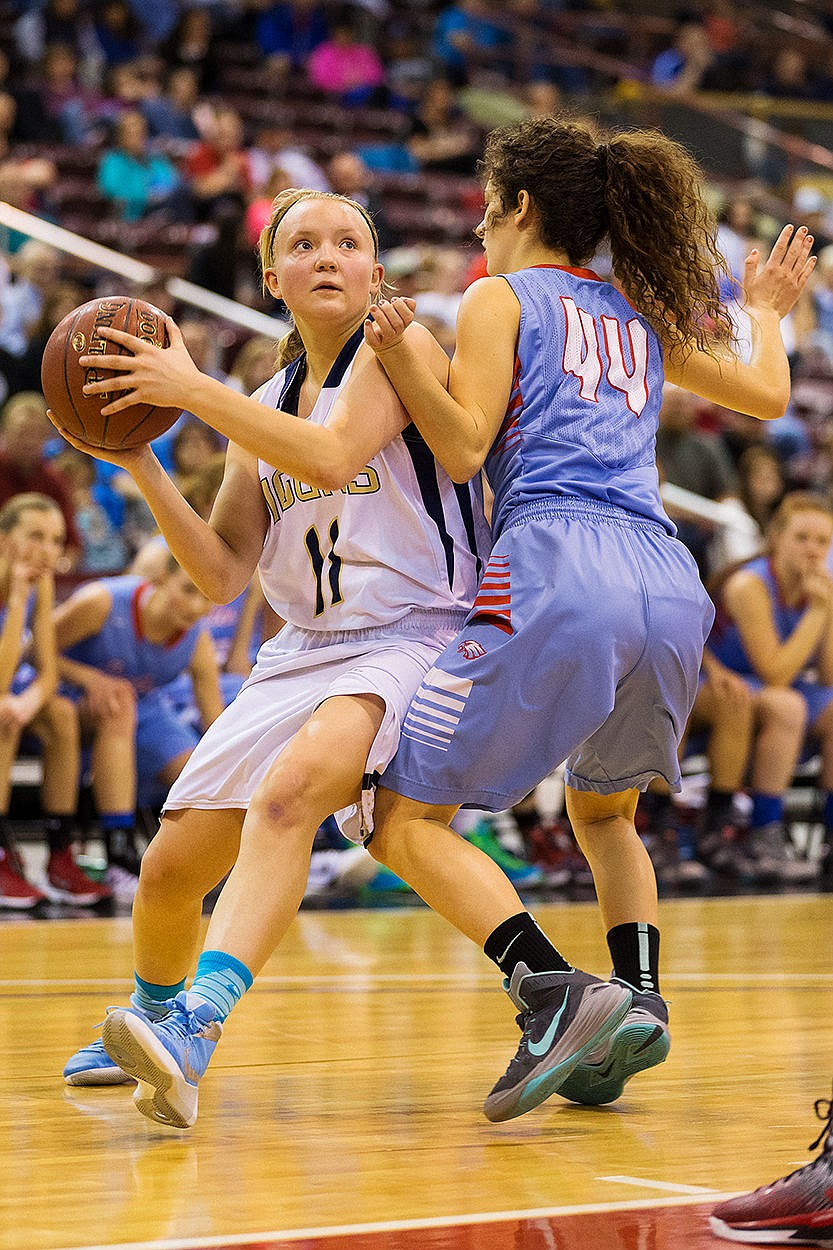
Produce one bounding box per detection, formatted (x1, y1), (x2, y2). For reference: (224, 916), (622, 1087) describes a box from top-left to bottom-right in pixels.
(55, 189), (635, 1130)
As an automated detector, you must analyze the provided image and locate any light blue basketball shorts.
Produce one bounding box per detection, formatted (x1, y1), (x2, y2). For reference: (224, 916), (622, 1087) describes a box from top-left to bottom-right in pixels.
(381, 498), (715, 812)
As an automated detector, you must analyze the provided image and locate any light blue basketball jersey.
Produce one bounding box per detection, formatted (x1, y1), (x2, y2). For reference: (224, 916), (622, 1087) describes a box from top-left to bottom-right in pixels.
(63, 575), (204, 695)
(487, 265), (671, 538)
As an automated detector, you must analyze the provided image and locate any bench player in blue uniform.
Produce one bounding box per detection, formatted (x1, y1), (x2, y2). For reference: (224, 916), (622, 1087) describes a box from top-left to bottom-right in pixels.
(55, 555), (223, 898)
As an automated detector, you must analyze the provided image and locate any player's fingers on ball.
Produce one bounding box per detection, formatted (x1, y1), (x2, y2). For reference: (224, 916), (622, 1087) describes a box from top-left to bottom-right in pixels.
(78, 353), (134, 369)
(95, 326), (144, 347)
(163, 314), (183, 344)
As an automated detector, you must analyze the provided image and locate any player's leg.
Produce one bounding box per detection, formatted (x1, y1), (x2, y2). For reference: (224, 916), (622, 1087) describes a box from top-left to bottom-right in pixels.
(29, 695), (109, 905)
(369, 788), (632, 1123)
(0, 714), (41, 908)
(741, 686), (814, 881)
(103, 692), (389, 1127)
(80, 688), (143, 897)
(63, 805), (244, 1087)
(556, 785), (670, 1106)
(201, 691), (385, 973)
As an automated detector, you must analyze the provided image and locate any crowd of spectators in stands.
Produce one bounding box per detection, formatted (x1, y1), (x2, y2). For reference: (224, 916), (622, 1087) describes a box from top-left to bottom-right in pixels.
(3, 0), (833, 912)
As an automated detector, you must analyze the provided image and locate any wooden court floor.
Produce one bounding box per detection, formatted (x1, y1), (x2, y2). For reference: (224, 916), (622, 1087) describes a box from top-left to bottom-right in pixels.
(1, 892), (831, 1250)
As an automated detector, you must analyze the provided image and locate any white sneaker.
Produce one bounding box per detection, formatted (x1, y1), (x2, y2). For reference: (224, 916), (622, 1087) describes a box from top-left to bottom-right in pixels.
(305, 847), (377, 896)
(104, 863), (140, 903)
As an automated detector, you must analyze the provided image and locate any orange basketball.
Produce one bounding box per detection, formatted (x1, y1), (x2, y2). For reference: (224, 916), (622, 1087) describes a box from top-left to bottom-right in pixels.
(41, 295), (181, 449)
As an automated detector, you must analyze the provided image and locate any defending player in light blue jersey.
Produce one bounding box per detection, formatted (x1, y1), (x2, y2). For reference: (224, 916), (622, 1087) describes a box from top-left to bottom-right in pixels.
(363, 117), (816, 1121)
(49, 159), (811, 1134)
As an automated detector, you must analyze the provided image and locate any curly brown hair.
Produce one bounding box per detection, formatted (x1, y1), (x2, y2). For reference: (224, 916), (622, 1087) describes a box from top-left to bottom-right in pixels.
(480, 118), (734, 356)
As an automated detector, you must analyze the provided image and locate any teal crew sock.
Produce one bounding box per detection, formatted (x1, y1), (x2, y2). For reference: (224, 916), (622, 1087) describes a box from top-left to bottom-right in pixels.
(134, 972), (186, 1016)
(187, 950), (254, 1021)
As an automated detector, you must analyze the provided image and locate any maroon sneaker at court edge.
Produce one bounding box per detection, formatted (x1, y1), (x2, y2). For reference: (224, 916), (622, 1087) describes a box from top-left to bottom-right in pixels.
(710, 1089), (833, 1245)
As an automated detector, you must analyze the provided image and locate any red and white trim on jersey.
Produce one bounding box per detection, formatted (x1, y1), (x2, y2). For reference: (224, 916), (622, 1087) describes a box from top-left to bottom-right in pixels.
(493, 356), (523, 459)
(469, 553), (513, 635)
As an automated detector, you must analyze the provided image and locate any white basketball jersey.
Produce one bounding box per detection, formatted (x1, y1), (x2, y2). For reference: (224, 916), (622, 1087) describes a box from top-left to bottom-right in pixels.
(255, 328), (491, 630)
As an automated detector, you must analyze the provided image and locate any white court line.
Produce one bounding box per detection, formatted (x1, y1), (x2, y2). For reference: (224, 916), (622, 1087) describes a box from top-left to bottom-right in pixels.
(601, 1175), (719, 1195)
(47, 1191), (735, 1250)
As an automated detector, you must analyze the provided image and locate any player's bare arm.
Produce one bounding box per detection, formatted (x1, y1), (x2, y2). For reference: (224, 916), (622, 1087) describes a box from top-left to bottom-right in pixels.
(79, 321), (409, 491)
(666, 225), (815, 417)
(365, 279), (518, 482)
(724, 567), (829, 686)
(188, 631), (224, 730)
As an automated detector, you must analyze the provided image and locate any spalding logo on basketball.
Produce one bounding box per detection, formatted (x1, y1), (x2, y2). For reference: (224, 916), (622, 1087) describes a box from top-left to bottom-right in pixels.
(41, 295), (182, 449)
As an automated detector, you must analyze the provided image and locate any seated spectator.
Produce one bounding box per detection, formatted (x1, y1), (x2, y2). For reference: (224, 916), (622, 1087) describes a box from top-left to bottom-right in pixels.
(140, 64), (200, 143)
(523, 79), (562, 118)
(0, 493), (109, 910)
(431, 0), (513, 88)
(3, 280), (88, 397)
(226, 335), (279, 397)
(90, 0), (142, 70)
(159, 5), (220, 94)
(97, 108), (190, 223)
(254, 0), (330, 83)
(764, 46), (833, 102)
(13, 0), (99, 79)
(37, 41), (116, 145)
(52, 448), (128, 574)
(650, 20), (715, 94)
(248, 122), (330, 196)
(0, 392), (82, 566)
(642, 644), (812, 884)
(0, 242), (63, 361)
(406, 76), (481, 176)
(245, 165), (295, 250)
(793, 242), (833, 364)
(656, 383), (738, 575)
(0, 47), (51, 142)
(325, 150), (400, 252)
(54, 553), (223, 900)
(0, 153), (56, 259)
(96, 107), (187, 222)
(410, 244), (467, 337)
(306, 10), (387, 106)
(132, 526), (271, 716)
(709, 443), (787, 574)
(716, 195), (762, 296)
(184, 105), (252, 297)
(709, 491), (833, 881)
(170, 420), (226, 495)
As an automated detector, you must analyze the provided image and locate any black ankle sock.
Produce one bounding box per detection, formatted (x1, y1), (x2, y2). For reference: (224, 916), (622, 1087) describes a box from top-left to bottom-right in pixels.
(104, 827), (140, 875)
(0, 814), (15, 853)
(484, 911), (572, 979)
(607, 922), (660, 995)
(43, 814), (73, 855)
(703, 788), (735, 830)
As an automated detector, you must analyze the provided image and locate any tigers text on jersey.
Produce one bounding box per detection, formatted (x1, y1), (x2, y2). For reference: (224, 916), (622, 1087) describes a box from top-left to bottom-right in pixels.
(254, 327), (490, 630)
(487, 265), (672, 537)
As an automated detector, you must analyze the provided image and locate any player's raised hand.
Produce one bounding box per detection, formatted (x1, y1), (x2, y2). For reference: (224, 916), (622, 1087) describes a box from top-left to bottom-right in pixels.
(364, 297), (417, 354)
(79, 316), (201, 413)
(743, 224), (816, 319)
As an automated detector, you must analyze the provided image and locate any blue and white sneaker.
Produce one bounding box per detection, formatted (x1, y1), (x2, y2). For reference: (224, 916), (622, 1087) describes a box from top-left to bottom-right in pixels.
(102, 991), (222, 1128)
(483, 963), (633, 1122)
(63, 996), (169, 1086)
(557, 985), (670, 1105)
